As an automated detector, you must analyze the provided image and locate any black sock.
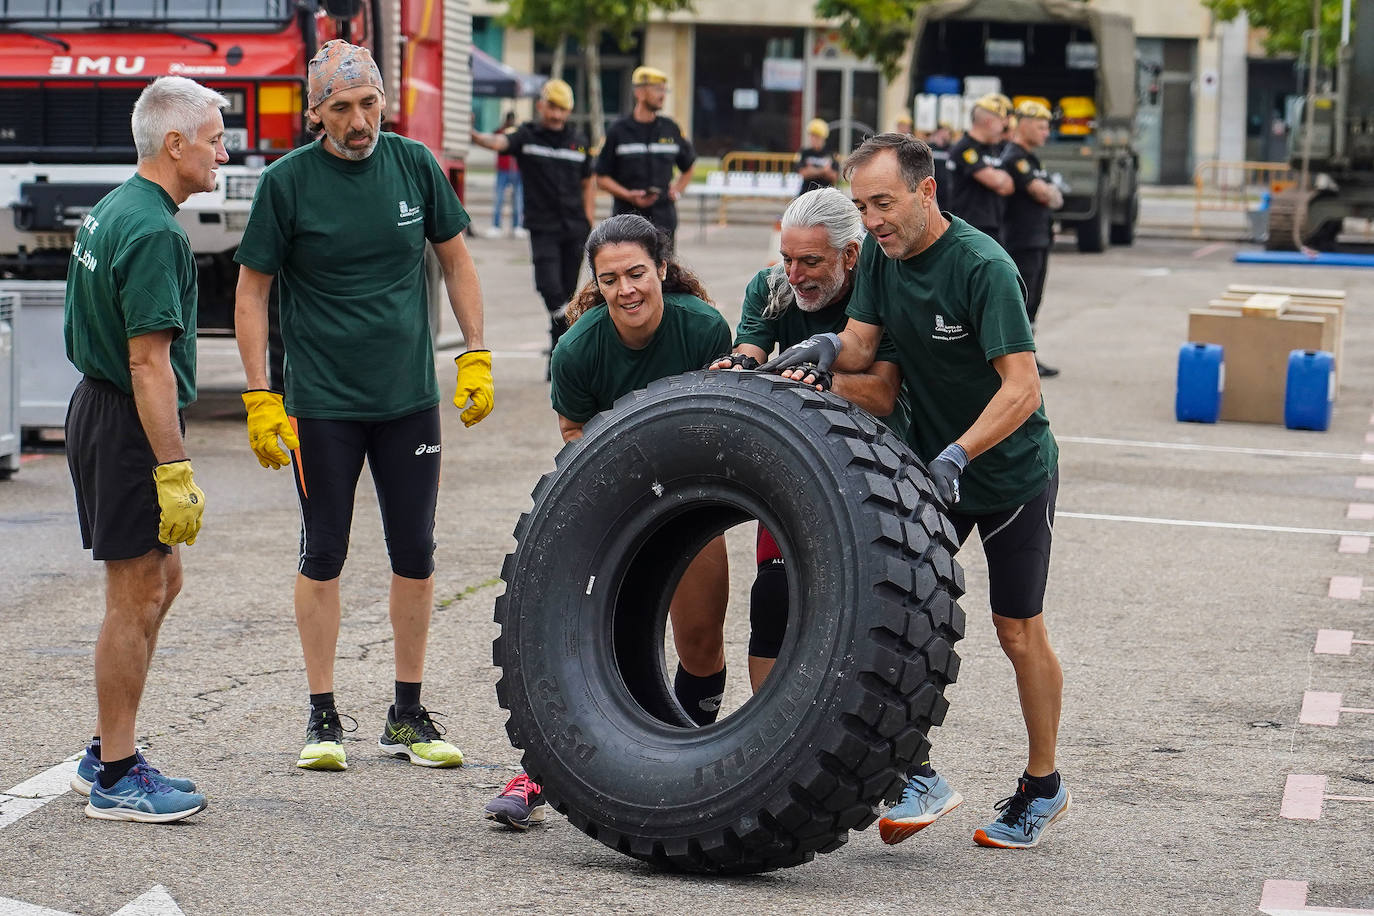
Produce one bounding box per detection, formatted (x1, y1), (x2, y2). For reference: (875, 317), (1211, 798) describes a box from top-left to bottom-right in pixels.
(395, 681), (422, 715)
(97, 753), (138, 790)
(1023, 770), (1061, 798)
(309, 691), (336, 712)
(674, 664), (726, 726)
(89, 735), (101, 752)
(911, 759), (936, 779)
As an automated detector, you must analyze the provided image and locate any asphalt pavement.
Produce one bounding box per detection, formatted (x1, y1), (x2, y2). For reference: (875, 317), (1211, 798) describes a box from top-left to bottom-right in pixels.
(1, 213), (1372, 915)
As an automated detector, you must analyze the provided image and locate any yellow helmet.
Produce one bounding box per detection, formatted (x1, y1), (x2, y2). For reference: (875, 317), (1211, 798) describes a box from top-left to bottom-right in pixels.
(631, 66), (668, 87)
(807, 118), (830, 139)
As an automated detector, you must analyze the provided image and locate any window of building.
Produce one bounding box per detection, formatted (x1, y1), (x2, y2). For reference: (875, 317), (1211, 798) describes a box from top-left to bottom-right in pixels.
(692, 25), (806, 157)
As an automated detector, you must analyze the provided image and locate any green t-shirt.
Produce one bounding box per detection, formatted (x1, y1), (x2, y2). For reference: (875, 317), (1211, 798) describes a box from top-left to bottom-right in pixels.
(735, 266), (912, 440)
(846, 217), (1057, 513)
(63, 175), (197, 408)
(235, 132), (471, 420)
(551, 292), (731, 423)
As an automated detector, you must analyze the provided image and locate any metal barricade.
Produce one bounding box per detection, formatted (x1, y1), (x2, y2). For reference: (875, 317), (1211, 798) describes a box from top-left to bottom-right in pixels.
(1192, 160), (1295, 237)
(710, 151), (805, 225)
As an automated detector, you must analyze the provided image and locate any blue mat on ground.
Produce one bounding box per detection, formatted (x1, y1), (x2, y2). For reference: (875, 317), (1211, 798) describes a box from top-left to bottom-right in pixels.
(1235, 250), (1374, 267)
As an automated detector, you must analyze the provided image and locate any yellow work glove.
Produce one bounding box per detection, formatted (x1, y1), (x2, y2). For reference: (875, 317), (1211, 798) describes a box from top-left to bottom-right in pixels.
(242, 389), (299, 470)
(453, 349), (494, 428)
(153, 460), (205, 547)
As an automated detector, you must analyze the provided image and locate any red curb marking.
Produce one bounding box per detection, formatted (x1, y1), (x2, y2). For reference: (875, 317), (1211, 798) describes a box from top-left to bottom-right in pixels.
(1349, 503), (1374, 520)
(1328, 576), (1364, 599)
(1260, 880), (1309, 910)
(1298, 692), (1373, 726)
(1281, 775), (1326, 819)
(1337, 535), (1370, 553)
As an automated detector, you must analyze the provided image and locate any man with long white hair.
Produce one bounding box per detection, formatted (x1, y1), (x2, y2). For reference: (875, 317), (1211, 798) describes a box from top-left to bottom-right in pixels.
(64, 75), (228, 822)
(709, 187), (907, 691)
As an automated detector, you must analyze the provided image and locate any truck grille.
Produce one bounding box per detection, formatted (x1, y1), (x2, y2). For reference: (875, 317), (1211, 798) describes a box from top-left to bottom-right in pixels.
(0, 84), (143, 161)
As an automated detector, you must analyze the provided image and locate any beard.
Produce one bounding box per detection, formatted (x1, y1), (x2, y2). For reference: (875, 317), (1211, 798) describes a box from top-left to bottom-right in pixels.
(325, 125), (379, 161)
(790, 261), (847, 312)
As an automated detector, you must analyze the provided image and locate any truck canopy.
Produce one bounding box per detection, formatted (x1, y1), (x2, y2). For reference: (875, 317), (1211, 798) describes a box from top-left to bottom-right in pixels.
(911, 0), (1135, 127)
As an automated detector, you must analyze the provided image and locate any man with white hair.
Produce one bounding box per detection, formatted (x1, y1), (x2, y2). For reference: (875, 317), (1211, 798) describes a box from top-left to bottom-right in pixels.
(64, 75), (227, 822)
(234, 39), (490, 773)
(709, 187), (907, 690)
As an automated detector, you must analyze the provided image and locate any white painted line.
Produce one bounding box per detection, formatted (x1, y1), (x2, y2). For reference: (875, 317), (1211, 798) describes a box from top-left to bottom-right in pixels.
(1348, 503), (1374, 521)
(1315, 630), (1355, 655)
(111, 886), (186, 916)
(0, 756), (79, 830)
(1058, 435), (1370, 462)
(1059, 511), (1374, 539)
(0, 886), (185, 916)
(1281, 774), (1326, 819)
(1357, 477), (1374, 490)
(1329, 576), (1365, 600)
(1264, 908), (1374, 915)
(1338, 535), (1371, 554)
(1324, 794), (1374, 803)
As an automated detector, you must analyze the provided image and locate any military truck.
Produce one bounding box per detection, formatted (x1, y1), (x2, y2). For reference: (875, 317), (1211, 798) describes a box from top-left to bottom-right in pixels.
(909, 0), (1140, 252)
(1266, 0), (1374, 250)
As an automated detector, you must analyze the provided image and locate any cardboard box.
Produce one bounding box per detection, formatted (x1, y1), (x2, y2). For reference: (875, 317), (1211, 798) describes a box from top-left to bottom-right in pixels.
(1186, 309), (1329, 424)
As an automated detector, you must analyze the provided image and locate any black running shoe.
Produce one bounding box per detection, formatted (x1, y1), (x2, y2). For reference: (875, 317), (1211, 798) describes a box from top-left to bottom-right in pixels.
(298, 706), (356, 771)
(378, 705), (463, 767)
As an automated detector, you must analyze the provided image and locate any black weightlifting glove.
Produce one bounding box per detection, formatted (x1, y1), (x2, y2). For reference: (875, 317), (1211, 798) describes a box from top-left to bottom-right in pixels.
(790, 362), (833, 390)
(707, 352), (760, 370)
(929, 443), (969, 507)
(758, 332), (842, 375)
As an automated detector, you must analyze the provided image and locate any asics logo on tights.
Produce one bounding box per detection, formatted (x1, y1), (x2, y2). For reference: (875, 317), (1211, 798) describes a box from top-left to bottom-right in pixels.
(414, 443), (442, 456)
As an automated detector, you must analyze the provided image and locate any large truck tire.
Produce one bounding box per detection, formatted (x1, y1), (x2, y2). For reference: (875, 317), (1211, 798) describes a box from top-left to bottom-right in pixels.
(1076, 176), (1110, 253)
(493, 371), (966, 873)
(1108, 191), (1137, 246)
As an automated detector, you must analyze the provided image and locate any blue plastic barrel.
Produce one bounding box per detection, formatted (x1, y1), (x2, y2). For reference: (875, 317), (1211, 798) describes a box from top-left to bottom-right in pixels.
(1284, 349), (1335, 431)
(924, 75), (961, 96)
(1175, 342), (1224, 423)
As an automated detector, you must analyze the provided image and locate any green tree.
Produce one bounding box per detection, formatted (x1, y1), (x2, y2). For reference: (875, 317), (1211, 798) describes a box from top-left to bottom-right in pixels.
(1204, 0), (1344, 63)
(501, 0), (695, 147)
(813, 0), (928, 83)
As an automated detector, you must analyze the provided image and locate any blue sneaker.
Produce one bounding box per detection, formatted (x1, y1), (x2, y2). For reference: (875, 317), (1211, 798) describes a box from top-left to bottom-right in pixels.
(70, 746), (197, 797)
(878, 771), (964, 845)
(85, 763), (207, 823)
(973, 776), (1071, 849)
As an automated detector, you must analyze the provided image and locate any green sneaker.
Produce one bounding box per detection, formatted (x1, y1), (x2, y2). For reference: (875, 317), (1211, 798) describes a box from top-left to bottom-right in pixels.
(297, 706), (355, 771)
(379, 705), (463, 768)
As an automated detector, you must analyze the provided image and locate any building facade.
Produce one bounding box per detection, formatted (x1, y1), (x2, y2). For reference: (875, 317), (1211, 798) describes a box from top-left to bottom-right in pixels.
(473, 0), (1275, 185)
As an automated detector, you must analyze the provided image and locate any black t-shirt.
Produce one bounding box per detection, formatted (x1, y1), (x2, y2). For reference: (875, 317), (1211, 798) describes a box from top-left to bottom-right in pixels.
(930, 143), (954, 213)
(596, 115), (696, 231)
(506, 121), (593, 235)
(1000, 142), (1052, 250)
(796, 144), (839, 193)
(948, 136), (1006, 234)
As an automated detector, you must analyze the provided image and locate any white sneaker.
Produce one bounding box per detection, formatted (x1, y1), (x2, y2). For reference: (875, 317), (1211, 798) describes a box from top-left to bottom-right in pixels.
(512, 227), (529, 239)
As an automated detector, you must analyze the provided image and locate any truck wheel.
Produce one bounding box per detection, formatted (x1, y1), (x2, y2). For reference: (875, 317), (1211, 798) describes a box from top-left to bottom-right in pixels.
(494, 371), (966, 873)
(1076, 177), (1110, 253)
(1108, 192), (1137, 245)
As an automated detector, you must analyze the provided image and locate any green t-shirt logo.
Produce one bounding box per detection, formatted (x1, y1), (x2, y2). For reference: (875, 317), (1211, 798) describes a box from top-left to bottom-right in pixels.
(933, 314), (968, 341)
(398, 199), (422, 226)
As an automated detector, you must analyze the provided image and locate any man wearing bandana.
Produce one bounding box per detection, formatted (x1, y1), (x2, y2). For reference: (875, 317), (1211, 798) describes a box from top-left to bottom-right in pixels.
(233, 40), (492, 774)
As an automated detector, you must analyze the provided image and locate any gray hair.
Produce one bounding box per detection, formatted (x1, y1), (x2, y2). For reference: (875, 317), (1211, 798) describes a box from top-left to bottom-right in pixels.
(763, 188), (864, 319)
(132, 76), (229, 160)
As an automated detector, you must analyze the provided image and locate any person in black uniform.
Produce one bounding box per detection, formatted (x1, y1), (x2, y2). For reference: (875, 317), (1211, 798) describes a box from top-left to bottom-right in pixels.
(595, 66), (696, 251)
(999, 100), (1064, 378)
(472, 78), (594, 365)
(928, 122), (954, 214)
(796, 118), (839, 194)
(947, 94), (1013, 242)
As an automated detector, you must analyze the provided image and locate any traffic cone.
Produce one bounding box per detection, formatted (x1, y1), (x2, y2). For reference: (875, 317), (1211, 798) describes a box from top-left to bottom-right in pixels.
(765, 219), (782, 266)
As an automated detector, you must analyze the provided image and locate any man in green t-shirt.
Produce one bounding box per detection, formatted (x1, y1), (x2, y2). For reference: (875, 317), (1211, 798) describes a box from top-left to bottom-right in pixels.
(233, 40), (491, 774)
(63, 76), (227, 823)
(762, 133), (1067, 851)
(708, 187), (907, 695)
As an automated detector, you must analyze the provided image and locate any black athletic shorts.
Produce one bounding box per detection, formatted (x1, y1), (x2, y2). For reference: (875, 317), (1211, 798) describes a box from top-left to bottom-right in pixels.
(290, 406), (441, 581)
(947, 470), (1058, 620)
(65, 376), (181, 561)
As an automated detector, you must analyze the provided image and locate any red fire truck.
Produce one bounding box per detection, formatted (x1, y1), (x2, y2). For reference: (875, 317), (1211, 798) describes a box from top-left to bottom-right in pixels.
(0, 0), (472, 360)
